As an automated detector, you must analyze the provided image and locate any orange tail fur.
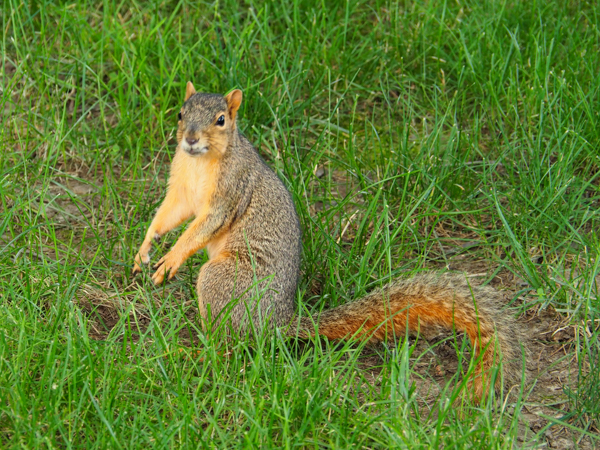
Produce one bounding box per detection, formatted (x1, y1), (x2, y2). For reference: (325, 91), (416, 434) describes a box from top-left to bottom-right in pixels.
(293, 274), (522, 402)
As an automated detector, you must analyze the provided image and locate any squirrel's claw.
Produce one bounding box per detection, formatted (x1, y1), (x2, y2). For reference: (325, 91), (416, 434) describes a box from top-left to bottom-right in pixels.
(132, 252), (150, 275)
(151, 252), (181, 284)
(132, 263), (142, 275)
(151, 269), (166, 285)
(151, 259), (166, 284)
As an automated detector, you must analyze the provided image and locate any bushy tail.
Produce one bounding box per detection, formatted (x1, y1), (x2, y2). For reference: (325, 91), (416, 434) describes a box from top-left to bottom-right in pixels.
(292, 273), (522, 402)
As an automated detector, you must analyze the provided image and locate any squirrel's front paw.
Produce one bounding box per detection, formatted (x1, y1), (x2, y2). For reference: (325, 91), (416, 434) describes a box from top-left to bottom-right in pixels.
(151, 252), (183, 284)
(132, 252), (150, 275)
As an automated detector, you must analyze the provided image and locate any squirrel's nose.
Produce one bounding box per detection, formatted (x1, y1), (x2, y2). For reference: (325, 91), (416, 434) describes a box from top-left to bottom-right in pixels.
(186, 137), (198, 146)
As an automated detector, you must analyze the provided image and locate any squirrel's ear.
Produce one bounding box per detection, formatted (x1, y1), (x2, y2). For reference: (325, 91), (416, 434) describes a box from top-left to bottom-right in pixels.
(225, 89), (243, 121)
(185, 81), (196, 101)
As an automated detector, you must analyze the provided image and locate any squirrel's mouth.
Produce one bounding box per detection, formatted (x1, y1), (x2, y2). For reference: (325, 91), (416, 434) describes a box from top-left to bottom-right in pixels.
(181, 139), (209, 156)
(185, 146), (209, 156)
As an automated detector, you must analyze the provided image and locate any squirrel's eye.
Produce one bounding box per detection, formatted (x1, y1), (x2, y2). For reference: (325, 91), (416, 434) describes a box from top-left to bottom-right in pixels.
(178, 112), (182, 121)
(216, 115), (225, 126)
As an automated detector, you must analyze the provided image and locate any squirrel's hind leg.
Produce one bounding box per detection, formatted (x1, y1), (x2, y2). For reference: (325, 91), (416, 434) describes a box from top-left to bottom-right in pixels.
(196, 253), (285, 338)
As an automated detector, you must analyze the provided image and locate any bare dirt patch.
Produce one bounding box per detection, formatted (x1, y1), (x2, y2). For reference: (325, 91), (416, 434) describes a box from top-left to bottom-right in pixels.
(75, 279), (198, 343)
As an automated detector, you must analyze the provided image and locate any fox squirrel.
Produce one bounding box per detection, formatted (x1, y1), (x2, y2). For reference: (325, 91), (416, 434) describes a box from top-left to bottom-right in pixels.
(133, 82), (522, 402)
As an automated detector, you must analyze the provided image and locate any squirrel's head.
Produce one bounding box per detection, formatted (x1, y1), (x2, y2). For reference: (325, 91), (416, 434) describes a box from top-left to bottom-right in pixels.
(176, 81), (243, 156)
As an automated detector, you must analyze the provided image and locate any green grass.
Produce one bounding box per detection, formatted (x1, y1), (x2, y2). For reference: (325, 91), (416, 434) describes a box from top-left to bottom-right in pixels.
(1, 0), (599, 447)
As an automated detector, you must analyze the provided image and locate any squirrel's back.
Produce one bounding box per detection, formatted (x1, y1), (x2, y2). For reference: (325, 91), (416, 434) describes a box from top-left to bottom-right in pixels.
(207, 134), (302, 329)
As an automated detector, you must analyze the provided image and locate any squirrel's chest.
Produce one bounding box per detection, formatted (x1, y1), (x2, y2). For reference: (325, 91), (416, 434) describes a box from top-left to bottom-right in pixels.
(170, 153), (219, 214)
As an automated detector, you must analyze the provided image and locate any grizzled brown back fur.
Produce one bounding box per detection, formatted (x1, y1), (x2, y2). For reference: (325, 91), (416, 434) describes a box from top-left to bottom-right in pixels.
(194, 129), (302, 332)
